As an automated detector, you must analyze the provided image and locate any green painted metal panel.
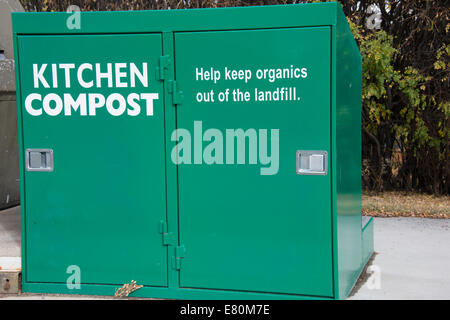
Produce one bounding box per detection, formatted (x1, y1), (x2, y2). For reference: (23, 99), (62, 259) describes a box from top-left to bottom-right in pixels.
(11, 2), (371, 299)
(362, 217), (374, 265)
(21, 281), (330, 300)
(334, 7), (370, 299)
(16, 34), (168, 286)
(11, 3), (338, 34)
(174, 27), (333, 297)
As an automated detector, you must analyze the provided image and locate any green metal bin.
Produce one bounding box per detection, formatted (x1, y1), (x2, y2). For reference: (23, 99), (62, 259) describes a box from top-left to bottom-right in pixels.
(12, 2), (373, 299)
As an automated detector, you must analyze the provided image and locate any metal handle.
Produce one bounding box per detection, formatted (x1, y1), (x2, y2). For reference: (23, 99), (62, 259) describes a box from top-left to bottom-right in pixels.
(296, 150), (328, 175)
(25, 149), (54, 172)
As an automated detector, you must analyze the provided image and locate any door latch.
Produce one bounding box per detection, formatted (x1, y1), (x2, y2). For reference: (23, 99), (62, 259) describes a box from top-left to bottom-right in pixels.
(296, 150), (328, 175)
(25, 149), (54, 172)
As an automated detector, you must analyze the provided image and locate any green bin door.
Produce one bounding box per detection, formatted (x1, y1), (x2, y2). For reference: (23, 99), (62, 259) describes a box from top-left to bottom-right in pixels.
(18, 34), (168, 286)
(174, 27), (333, 297)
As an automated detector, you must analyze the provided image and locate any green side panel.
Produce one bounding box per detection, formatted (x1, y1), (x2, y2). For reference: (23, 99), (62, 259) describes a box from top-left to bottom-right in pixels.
(334, 9), (364, 299)
(174, 27), (333, 297)
(17, 34), (168, 286)
(362, 217), (374, 265)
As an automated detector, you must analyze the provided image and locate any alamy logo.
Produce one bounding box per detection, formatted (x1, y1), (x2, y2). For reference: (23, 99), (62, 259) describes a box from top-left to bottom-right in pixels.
(66, 265), (81, 289)
(171, 121), (279, 175)
(66, 5), (81, 30)
(366, 265), (381, 290)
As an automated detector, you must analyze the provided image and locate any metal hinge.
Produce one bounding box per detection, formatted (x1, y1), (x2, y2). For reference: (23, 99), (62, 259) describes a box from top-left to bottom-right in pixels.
(156, 55), (170, 81)
(159, 220), (174, 246)
(173, 244), (185, 270)
(169, 80), (184, 106)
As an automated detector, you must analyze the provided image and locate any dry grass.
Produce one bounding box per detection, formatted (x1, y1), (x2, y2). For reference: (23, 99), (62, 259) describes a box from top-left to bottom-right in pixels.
(362, 191), (450, 219)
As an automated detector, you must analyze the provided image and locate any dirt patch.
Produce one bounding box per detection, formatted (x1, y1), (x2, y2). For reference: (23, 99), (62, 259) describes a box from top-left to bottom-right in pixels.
(363, 191), (449, 219)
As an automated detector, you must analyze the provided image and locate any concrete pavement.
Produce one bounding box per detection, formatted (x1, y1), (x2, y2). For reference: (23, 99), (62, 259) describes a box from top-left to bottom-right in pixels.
(350, 217), (450, 300)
